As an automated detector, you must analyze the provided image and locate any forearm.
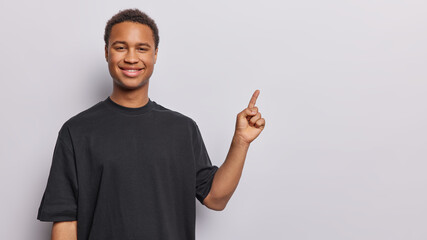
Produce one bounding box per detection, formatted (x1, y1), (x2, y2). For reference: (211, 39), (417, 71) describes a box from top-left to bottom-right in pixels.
(52, 221), (77, 240)
(206, 90), (264, 210)
(209, 134), (250, 207)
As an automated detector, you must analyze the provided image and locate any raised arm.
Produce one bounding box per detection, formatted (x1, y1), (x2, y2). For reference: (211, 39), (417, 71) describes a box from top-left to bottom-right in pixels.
(203, 90), (266, 210)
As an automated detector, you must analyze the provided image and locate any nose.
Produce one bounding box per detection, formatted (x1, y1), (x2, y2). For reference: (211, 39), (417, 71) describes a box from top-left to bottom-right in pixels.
(124, 48), (139, 64)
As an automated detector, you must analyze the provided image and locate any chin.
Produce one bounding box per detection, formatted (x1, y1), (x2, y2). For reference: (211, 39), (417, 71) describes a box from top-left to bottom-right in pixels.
(114, 77), (149, 90)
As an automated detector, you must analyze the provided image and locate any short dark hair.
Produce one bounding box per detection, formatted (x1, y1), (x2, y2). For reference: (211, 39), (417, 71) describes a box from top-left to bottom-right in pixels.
(104, 8), (160, 49)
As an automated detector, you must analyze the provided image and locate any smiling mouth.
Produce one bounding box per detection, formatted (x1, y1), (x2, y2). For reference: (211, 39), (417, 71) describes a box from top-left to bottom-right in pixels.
(119, 67), (145, 77)
(119, 67), (144, 71)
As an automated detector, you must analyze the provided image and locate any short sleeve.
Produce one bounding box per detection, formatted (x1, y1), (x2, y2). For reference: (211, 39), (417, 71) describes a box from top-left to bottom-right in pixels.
(37, 123), (78, 222)
(191, 120), (219, 205)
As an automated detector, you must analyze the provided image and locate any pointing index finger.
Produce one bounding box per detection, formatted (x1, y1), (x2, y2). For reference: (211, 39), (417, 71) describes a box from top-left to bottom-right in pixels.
(248, 89), (260, 108)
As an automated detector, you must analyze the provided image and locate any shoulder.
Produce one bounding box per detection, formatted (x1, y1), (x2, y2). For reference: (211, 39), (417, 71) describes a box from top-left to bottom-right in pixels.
(60, 100), (106, 133)
(151, 101), (198, 128)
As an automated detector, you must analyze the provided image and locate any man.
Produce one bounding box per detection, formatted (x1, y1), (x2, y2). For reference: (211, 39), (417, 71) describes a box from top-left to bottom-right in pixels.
(37, 8), (265, 240)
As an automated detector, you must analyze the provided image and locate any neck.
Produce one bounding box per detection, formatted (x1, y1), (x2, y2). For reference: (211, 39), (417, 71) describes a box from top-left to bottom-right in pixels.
(110, 83), (149, 108)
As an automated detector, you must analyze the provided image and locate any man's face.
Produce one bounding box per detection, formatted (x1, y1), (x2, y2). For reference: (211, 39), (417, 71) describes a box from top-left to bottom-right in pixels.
(105, 21), (158, 90)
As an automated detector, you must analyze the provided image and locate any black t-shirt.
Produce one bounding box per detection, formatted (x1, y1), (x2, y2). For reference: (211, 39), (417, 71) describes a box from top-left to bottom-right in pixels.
(37, 96), (219, 240)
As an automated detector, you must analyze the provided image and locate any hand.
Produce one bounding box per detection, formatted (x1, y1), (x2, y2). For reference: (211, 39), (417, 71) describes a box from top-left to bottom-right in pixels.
(234, 90), (266, 144)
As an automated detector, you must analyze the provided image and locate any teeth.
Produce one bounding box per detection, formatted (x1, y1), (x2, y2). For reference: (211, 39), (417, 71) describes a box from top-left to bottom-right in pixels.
(124, 69), (139, 72)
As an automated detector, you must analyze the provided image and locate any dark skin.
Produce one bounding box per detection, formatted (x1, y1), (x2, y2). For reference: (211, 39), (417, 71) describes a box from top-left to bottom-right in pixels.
(52, 221), (77, 240)
(52, 20), (266, 240)
(104, 21), (158, 108)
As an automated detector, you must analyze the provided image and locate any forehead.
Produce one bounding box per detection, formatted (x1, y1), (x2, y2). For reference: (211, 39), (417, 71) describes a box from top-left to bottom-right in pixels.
(109, 21), (154, 45)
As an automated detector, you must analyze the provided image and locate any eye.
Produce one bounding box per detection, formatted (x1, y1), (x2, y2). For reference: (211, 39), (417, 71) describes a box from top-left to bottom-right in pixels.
(115, 46), (125, 50)
(139, 48), (148, 51)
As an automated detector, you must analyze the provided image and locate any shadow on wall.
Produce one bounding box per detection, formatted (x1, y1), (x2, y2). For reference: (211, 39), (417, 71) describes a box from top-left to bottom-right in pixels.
(88, 62), (113, 101)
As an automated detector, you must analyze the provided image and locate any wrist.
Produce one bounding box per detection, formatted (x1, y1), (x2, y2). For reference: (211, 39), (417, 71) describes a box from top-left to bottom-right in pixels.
(232, 133), (250, 148)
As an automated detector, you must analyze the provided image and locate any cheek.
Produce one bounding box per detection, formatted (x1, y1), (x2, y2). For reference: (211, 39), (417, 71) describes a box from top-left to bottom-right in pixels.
(108, 51), (122, 62)
(109, 55), (121, 64)
(142, 55), (155, 66)
(108, 56), (121, 69)
(108, 61), (115, 72)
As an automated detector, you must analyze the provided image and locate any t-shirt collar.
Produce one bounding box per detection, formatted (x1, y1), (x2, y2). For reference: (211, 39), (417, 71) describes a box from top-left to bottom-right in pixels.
(104, 96), (155, 115)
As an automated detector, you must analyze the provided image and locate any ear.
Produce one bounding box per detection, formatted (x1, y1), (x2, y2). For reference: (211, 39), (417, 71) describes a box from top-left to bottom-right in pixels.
(104, 45), (108, 62)
(154, 47), (158, 64)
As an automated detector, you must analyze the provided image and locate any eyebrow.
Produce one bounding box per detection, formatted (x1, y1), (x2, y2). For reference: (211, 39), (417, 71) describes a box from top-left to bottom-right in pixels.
(111, 41), (151, 47)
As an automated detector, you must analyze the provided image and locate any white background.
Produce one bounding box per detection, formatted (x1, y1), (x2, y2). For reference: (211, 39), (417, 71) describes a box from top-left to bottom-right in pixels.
(0, 0), (426, 239)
